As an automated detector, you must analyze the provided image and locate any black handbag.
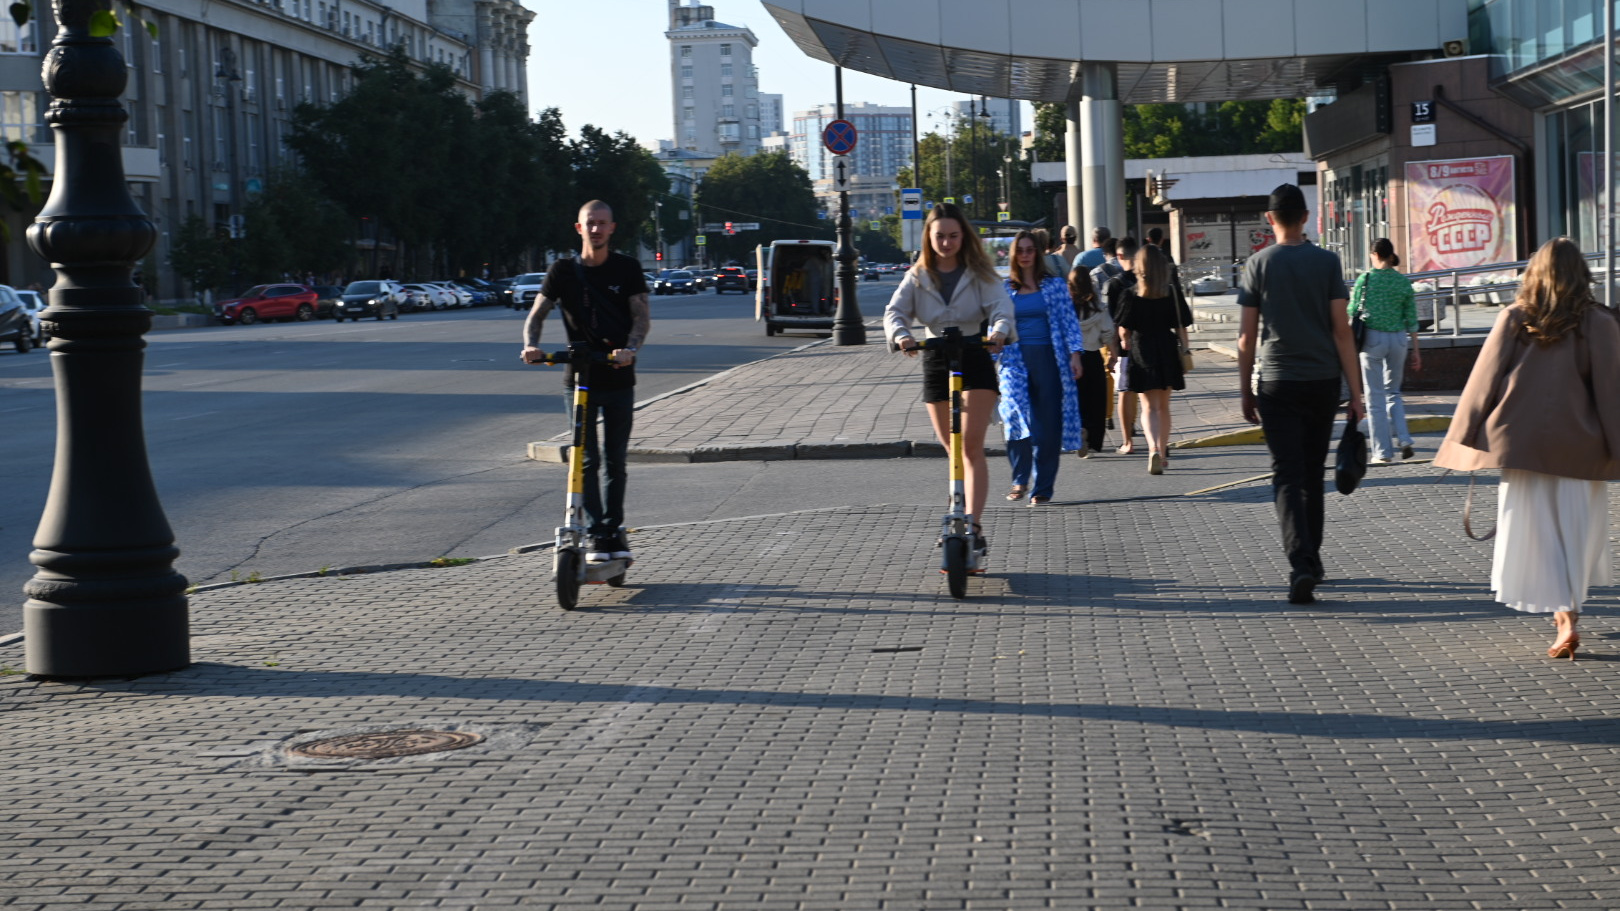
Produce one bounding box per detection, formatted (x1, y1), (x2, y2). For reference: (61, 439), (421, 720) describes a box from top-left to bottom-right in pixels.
(1335, 422), (1367, 495)
(1351, 310), (1367, 350)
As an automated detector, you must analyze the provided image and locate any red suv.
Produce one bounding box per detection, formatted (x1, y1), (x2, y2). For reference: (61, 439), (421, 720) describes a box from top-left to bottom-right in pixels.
(215, 283), (320, 325)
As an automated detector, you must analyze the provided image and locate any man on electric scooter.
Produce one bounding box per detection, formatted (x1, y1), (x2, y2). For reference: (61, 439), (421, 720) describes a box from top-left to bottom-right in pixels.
(521, 200), (651, 563)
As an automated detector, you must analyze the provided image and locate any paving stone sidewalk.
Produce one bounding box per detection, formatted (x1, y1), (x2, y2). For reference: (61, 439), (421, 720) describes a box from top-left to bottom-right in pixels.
(530, 339), (1461, 463)
(6, 464), (1620, 910)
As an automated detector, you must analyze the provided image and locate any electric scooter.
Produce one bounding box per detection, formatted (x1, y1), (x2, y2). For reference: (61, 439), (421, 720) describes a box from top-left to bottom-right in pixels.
(533, 345), (630, 610)
(914, 327), (994, 598)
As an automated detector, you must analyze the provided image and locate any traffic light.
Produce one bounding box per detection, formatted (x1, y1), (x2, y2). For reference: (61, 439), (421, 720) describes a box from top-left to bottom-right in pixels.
(725, 222), (734, 235)
(655, 251), (663, 261)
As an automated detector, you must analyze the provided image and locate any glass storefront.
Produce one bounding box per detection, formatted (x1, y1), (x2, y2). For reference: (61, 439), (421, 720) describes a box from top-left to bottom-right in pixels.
(1546, 100), (1611, 251)
(1321, 159), (1389, 275)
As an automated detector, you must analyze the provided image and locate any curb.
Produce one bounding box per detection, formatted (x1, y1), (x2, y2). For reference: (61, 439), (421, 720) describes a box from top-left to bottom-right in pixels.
(1173, 414), (1453, 450)
(527, 439), (1009, 464)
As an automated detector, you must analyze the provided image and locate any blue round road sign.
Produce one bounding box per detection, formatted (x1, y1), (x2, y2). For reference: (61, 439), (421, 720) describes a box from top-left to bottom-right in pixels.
(822, 119), (858, 155)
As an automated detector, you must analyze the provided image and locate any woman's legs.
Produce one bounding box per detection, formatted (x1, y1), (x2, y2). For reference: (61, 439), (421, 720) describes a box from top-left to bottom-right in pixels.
(1023, 345), (1063, 500)
(1552, 610), (1580, 656)
(1383, 333), (1412, 451)
(1140, 389), (1172, 456)
(925, 389), (998, 527)
(1359, 332), (1394, 460)
(1006, 437), (1032, 488)
(1078, 350), (1107, 451)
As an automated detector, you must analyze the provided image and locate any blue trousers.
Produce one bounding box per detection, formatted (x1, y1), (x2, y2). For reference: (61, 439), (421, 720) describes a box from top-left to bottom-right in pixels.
(1006, 343), (1064, 500)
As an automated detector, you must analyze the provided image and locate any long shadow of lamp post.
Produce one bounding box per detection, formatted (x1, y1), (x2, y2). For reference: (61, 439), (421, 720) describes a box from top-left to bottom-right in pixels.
(22, 0), (190, 677)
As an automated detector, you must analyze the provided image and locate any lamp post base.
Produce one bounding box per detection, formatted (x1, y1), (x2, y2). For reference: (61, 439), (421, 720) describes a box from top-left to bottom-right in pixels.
(24, 597), (190, 678)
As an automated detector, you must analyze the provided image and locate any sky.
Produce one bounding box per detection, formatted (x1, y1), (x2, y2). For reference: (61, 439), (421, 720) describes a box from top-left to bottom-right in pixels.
(522, 0), (1032, 150)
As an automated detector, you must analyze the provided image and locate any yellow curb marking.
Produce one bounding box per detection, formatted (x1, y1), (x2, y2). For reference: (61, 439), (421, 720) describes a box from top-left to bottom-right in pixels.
(1173, 414), (1452, 450)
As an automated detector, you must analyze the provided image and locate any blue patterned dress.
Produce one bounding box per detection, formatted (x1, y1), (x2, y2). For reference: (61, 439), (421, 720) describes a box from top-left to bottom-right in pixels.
(996, 275), (1086, 451)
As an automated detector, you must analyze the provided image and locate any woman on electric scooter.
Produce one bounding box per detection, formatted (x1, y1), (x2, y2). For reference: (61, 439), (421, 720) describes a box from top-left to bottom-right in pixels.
(884, 203), (1014, 552)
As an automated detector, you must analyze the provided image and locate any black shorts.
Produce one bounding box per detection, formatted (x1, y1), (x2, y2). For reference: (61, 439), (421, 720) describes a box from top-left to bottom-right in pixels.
(920, 346), (999, 404)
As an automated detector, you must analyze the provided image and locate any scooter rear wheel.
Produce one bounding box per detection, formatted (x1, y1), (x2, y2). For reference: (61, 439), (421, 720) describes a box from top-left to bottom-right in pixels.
(943, 537), (968, 599)
(556, 549), (582, 610)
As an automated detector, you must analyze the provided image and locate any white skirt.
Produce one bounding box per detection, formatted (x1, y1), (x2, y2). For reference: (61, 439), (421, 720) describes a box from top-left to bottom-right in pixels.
(1491, 469), (1612, 613)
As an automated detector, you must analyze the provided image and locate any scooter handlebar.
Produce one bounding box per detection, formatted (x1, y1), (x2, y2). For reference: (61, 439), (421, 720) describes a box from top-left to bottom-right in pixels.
(912, 332), (994, 352)
(534, 347), (617, 367)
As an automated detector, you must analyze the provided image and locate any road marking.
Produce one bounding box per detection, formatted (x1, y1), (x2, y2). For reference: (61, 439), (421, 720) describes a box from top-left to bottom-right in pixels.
(170, 411), (218, 421)
(153, 362), (183, 367)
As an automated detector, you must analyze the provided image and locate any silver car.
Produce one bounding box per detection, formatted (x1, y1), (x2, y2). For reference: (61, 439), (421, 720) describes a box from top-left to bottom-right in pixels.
(15, 288), (45, 345)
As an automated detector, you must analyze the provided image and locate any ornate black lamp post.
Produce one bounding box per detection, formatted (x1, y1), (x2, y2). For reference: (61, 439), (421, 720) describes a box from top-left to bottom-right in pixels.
(831, 66), (866, 346)
(22, 0), (190, 677)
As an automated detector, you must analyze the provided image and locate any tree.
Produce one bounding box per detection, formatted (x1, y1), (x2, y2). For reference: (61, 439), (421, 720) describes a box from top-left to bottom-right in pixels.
(901, 122), (1043, 225)
(694, 151), (820, 263)
(570, 125), (669, 256)
(168, 215), (230, 295)
(234, 169), (352, 282)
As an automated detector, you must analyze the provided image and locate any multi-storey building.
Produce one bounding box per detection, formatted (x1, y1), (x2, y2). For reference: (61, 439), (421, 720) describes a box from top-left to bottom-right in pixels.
(666, 1), (762, 158)
(0, 0), (532, 300)
(951, 97), (1020, 140)
(759, 92), (783, 135)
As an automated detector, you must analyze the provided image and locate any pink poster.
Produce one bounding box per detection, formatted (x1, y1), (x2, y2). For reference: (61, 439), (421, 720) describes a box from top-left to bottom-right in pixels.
(1405, 156), (1517, 272)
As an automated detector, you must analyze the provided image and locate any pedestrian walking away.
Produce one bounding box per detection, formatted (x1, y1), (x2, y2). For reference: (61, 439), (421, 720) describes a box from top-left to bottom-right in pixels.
(1076, 225), (1111, 272)
(1348, 237), (1421, 462)
(885, 203), (1013, 557)
(1115, 244), (1193, 475)
(1237, 184), (1364, 605)
(1099, 236), (1141, 453)
(997, 230), (1086, 505)
(1056, 225), (1082, 270)
(521, 200), (651, 564)
(1069, 263), (1113, 457)
(1434, 237), (1620, 660)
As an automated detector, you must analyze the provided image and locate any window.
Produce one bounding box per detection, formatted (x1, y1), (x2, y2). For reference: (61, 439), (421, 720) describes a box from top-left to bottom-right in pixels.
(182, 110), (195, 167)
(212, 107), (228, 169)
(722, 104), (734, 117)
(680, 45), (691, 57)
(681, 65), (692, 78)
(721, 63), (732, 77)
(0, 91), (40, 142)
(682, 86), (693, 100)
(722, 84), (733, 97)
(157, 131), (166, 169)
(152, 39), (162, 73)
(720, 43), (731, 56)
(178, 44), (187, 76)
(0, 16), (35, 53)
(245, 114), (259, 172)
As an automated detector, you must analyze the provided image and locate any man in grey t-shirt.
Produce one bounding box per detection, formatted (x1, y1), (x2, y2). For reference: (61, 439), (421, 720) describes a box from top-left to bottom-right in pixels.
(1237, 184), (1364, 605)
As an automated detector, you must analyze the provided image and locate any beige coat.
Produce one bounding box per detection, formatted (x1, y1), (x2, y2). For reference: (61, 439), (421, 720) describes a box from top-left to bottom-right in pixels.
(1434, 304), (1620, 480)
(883, 265), (1015, 346)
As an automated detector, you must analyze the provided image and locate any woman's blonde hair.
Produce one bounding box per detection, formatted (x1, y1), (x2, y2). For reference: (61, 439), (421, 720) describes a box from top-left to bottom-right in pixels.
(1011, 229), (1052, 292)
(1133, 243), (1170, 299)
(916, 203), (999, 288)
(1516, 236), (1595, 345)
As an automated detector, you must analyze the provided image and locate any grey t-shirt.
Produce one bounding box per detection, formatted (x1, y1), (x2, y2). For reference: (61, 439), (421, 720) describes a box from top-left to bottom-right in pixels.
(1237, 241), (1347, 383)
(936, 265), (965, 304)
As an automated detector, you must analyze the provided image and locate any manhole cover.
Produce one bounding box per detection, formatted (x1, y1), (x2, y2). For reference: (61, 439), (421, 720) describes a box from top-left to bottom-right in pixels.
(289, 729), (484, 760)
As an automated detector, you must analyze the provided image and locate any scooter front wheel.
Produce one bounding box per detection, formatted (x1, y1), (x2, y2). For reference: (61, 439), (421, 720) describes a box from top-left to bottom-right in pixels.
(555, 549), (582, 610)
(942, 537), (969, 599)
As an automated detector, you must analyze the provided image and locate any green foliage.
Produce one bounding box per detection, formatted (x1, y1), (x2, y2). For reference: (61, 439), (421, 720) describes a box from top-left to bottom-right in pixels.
(237, 169), (350, 281)
(1031, 103), (1066, 164)
(905, 120), (1042, 224)
(168, 214), (230, 293)
(856, 215), (904, 262)
(569, 125), (669, 255)
(694, 151), (820, 263)
(1123, 100), (1305, 158)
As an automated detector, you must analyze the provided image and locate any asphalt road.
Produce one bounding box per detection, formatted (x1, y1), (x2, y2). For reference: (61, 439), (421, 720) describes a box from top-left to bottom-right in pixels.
(0, 284), (903, 633)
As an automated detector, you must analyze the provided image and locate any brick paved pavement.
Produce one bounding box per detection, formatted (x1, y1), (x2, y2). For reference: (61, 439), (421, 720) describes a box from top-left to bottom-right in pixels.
(6, 458), (1620, 909)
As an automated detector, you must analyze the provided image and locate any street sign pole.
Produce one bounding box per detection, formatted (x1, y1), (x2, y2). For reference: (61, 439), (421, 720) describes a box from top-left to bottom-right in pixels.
(830, 67), (866, 346)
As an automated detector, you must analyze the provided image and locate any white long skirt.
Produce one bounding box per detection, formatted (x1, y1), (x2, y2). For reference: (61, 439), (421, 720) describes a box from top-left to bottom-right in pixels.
(1491, 468), (1612, 613)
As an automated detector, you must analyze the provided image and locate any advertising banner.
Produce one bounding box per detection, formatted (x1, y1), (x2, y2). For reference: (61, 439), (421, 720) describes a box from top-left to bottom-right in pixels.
(1405, 156), (1517, 272)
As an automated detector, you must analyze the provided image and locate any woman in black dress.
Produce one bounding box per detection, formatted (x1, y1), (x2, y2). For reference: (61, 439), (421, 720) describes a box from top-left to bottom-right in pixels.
(1115, 244), (1192, 475)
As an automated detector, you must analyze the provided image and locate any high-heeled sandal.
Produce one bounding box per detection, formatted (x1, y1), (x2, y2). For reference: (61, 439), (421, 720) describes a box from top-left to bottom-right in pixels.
(1549, 633), (1581, 660)
(1027, 496), (1049, 507)
(1005, 485), (1027, 501)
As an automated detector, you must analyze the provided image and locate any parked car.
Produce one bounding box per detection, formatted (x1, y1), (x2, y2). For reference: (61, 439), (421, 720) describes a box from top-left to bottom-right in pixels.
(451, 278), (499, 306)
(744, 269), (758, 291)
(214, 283), (321, 325)
(15, 288), (46, 344)
(309, 285), (342, 319)
(511, 272), (547, 310)
(431, 282), (474, 308)
(653, 269), (698, 295)
(487, 277), (518, 308)
(713, 266), (749, 294)
(401, 283), (454, 311)
(0, 286), (36, 353)
(334, 280), (405, 321)
(691, 268), (717, 291)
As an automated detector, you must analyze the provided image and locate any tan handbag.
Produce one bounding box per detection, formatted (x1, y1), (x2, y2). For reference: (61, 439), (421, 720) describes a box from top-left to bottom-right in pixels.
(1180, 347), (1194, 373)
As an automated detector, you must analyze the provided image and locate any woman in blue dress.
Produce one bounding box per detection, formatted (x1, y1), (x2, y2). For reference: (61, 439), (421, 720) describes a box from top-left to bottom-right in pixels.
(999, 230), (1086, 505)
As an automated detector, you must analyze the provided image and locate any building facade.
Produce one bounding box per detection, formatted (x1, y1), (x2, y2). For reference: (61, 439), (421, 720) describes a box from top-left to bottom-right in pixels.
(0, 0), (531, 300)
(666, 1), (763, 158)
(788, 102), (912, 217)
(951, 97), (1020, 139)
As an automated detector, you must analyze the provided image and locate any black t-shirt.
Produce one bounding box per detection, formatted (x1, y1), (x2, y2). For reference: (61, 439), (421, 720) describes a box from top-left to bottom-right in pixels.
(539, 252), (648, 391)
